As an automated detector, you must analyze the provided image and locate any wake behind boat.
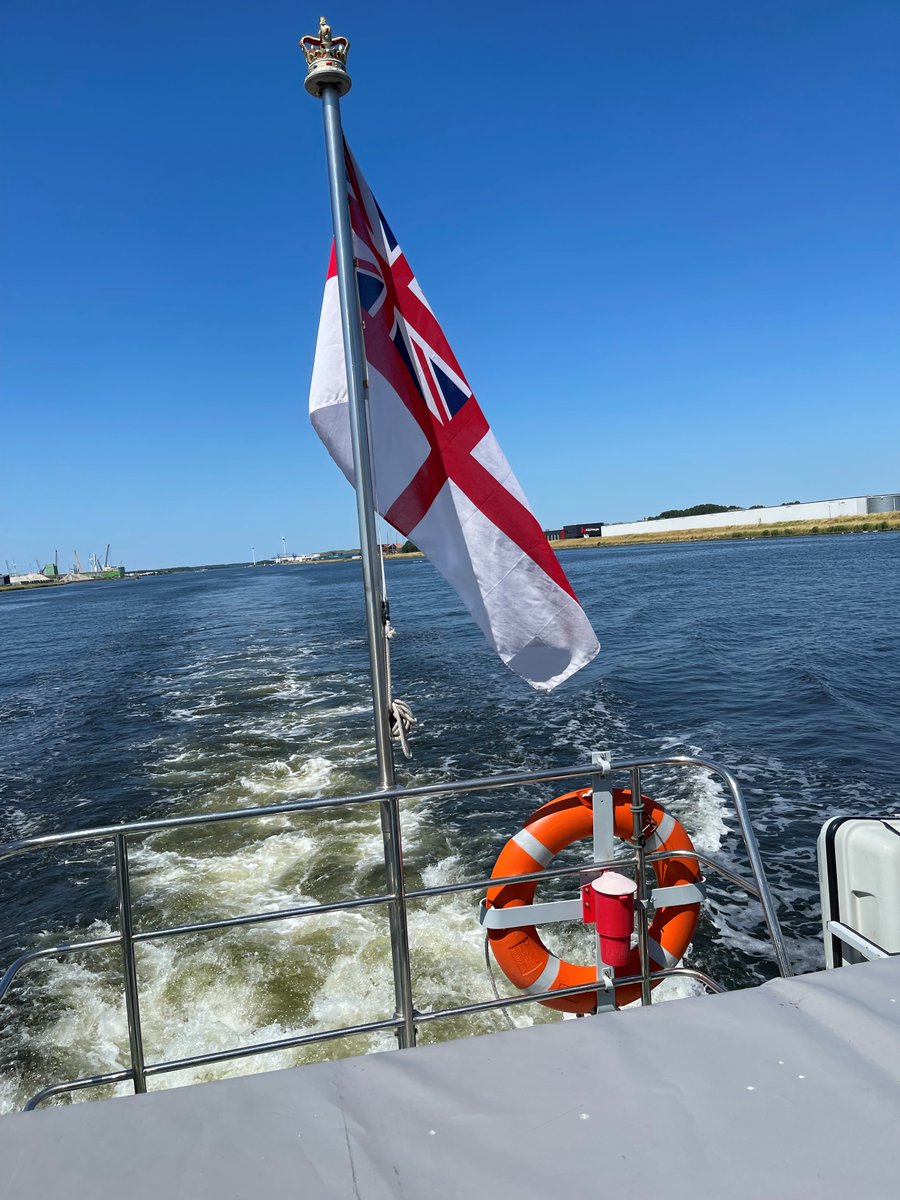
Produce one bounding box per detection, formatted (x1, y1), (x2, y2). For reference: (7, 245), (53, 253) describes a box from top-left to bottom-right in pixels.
(1, 14), (898, 1199)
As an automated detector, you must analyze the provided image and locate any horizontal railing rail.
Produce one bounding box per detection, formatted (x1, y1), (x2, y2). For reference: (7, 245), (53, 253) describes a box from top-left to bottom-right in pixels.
(0, 755), (791, 1111)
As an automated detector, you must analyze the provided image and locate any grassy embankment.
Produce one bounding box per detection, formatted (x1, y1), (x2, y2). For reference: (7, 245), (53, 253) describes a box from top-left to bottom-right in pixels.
(553, 510), (900, 550)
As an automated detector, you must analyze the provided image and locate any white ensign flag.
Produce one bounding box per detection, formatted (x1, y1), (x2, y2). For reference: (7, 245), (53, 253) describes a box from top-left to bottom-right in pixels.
(309, 143), (599, 691)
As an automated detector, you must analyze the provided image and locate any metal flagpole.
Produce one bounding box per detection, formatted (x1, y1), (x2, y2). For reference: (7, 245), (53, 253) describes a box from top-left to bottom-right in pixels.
(301, 17), (416, 1048)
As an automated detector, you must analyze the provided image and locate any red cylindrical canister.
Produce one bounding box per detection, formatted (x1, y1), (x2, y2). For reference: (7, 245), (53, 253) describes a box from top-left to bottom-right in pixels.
(589, 871), (637, 967)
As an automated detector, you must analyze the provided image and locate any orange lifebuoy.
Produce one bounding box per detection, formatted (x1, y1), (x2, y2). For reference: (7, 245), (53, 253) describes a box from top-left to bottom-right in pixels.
(486, 788), (701, 1012)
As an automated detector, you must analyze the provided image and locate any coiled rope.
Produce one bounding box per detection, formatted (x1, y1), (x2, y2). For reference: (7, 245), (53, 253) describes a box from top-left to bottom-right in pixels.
(380, 555), (415, 759)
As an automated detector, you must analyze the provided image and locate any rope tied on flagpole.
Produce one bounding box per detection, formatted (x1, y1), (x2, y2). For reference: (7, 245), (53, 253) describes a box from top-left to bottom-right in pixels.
(383, 606), (416, 759)
(389, 696), (416, 759)
(376, 519), (416, 760)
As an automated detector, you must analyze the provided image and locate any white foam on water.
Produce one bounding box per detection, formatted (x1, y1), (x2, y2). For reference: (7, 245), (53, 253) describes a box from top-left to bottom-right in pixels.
(348, 831), (393, 879)
(268, 679), (319, 701)
(305, 701), (371, 720)
(34, 942), (132, 1071)
(166, 707), (213, 723)
(1, 807), (43, 836)
(236, 753), (334, 799)
(133, 832), (319, 917)
(163, 750), (206, 766)
(680, 765), (728, 855)
(653, 738), (728, 854)
(135, 935), (309, 1080)
(0, 1072), (22, 1115)
(0, 673), (783, 1114)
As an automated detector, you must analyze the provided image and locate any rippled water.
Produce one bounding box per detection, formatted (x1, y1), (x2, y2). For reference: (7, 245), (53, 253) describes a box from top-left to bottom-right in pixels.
(1, 534), (898, 1110)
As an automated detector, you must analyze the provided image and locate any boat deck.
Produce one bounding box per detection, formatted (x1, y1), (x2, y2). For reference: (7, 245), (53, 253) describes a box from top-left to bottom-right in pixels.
(2, 956), (899, 1198)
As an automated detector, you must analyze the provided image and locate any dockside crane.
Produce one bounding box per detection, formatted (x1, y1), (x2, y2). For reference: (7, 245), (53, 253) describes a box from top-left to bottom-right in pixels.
(103, 544), (111, 569)
(74, 549), (82, 574)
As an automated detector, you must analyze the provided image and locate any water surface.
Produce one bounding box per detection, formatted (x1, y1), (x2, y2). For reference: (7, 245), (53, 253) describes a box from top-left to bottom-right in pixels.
(1, 533), (898, 1109)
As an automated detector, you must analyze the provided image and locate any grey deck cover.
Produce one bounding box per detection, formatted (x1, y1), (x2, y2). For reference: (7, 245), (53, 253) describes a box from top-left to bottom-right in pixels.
(2, 957), (900, 1199)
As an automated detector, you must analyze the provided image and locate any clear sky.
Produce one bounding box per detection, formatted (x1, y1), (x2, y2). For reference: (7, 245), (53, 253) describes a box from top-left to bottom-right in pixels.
(3, 1), (898, 570)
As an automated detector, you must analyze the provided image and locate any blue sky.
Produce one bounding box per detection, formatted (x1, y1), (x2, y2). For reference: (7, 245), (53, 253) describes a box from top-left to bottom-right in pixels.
(3, 1), (898, 569)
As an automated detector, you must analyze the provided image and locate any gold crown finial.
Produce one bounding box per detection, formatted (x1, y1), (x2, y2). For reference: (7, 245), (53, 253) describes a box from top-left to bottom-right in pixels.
(300, 16), (351, 97)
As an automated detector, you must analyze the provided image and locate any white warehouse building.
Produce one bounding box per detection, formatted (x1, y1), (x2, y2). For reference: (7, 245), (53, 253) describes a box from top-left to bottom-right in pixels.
(601, 494), (900, 539)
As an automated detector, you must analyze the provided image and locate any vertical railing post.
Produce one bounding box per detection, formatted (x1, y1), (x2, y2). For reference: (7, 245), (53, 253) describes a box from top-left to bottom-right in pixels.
(114, 834), (147, 1093)
(630, 767), (653, 1006)
(590, 751), (617, 1012)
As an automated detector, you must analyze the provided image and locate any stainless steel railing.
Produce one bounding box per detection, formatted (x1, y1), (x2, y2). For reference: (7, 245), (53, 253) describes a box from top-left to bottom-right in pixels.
(0, 755), (792, 1111)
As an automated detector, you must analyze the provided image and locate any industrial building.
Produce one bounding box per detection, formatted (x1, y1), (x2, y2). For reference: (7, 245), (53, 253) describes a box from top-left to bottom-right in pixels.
(600, 494), (900, 539)
(543, 522), (604, 542)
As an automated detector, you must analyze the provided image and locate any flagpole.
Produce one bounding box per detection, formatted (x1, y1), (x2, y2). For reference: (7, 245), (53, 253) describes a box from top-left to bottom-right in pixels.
(301, 18), (416, 1048)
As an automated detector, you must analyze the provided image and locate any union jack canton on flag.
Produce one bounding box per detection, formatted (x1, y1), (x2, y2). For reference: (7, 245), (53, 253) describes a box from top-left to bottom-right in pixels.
(309, 142), (599, 691)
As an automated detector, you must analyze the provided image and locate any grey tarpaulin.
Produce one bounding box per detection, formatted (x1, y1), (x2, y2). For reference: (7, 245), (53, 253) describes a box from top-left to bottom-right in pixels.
(2, 957), (900, 1198)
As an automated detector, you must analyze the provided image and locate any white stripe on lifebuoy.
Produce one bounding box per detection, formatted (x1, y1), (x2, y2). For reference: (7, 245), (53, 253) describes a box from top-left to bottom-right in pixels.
(512, 828), (554, 868)
(645, 811), (677, 852)
(647, 937), (680, 969)
(524, 954), (562, 995)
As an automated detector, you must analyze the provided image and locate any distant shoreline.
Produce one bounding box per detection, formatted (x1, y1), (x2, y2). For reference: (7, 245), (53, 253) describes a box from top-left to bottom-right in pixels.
(4, 512), (897, 593)
(390, 511), (900, 561)
(550, 510), (900, 550)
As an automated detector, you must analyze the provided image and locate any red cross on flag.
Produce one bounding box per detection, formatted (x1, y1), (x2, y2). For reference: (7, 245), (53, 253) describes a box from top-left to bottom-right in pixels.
(309, 142), (599, 691)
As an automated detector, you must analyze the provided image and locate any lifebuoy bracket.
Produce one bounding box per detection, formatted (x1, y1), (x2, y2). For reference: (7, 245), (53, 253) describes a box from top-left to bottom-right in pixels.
(478, 898), (581, 930)
(479, 880), (705, 932)
(650, 881), (706, 907)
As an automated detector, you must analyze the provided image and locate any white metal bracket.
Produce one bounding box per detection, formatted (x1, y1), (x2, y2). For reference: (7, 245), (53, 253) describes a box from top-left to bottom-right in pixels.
(479, 898), (581, 930)
(650, 881), (706, 908)
(591, 749), (618, 1010)
(826, 920), (891, 961)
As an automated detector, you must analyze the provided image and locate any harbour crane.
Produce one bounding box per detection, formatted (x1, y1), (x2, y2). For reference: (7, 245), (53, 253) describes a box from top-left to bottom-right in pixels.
(74, 549), (82, 573)
(103, 544), (111, 569)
